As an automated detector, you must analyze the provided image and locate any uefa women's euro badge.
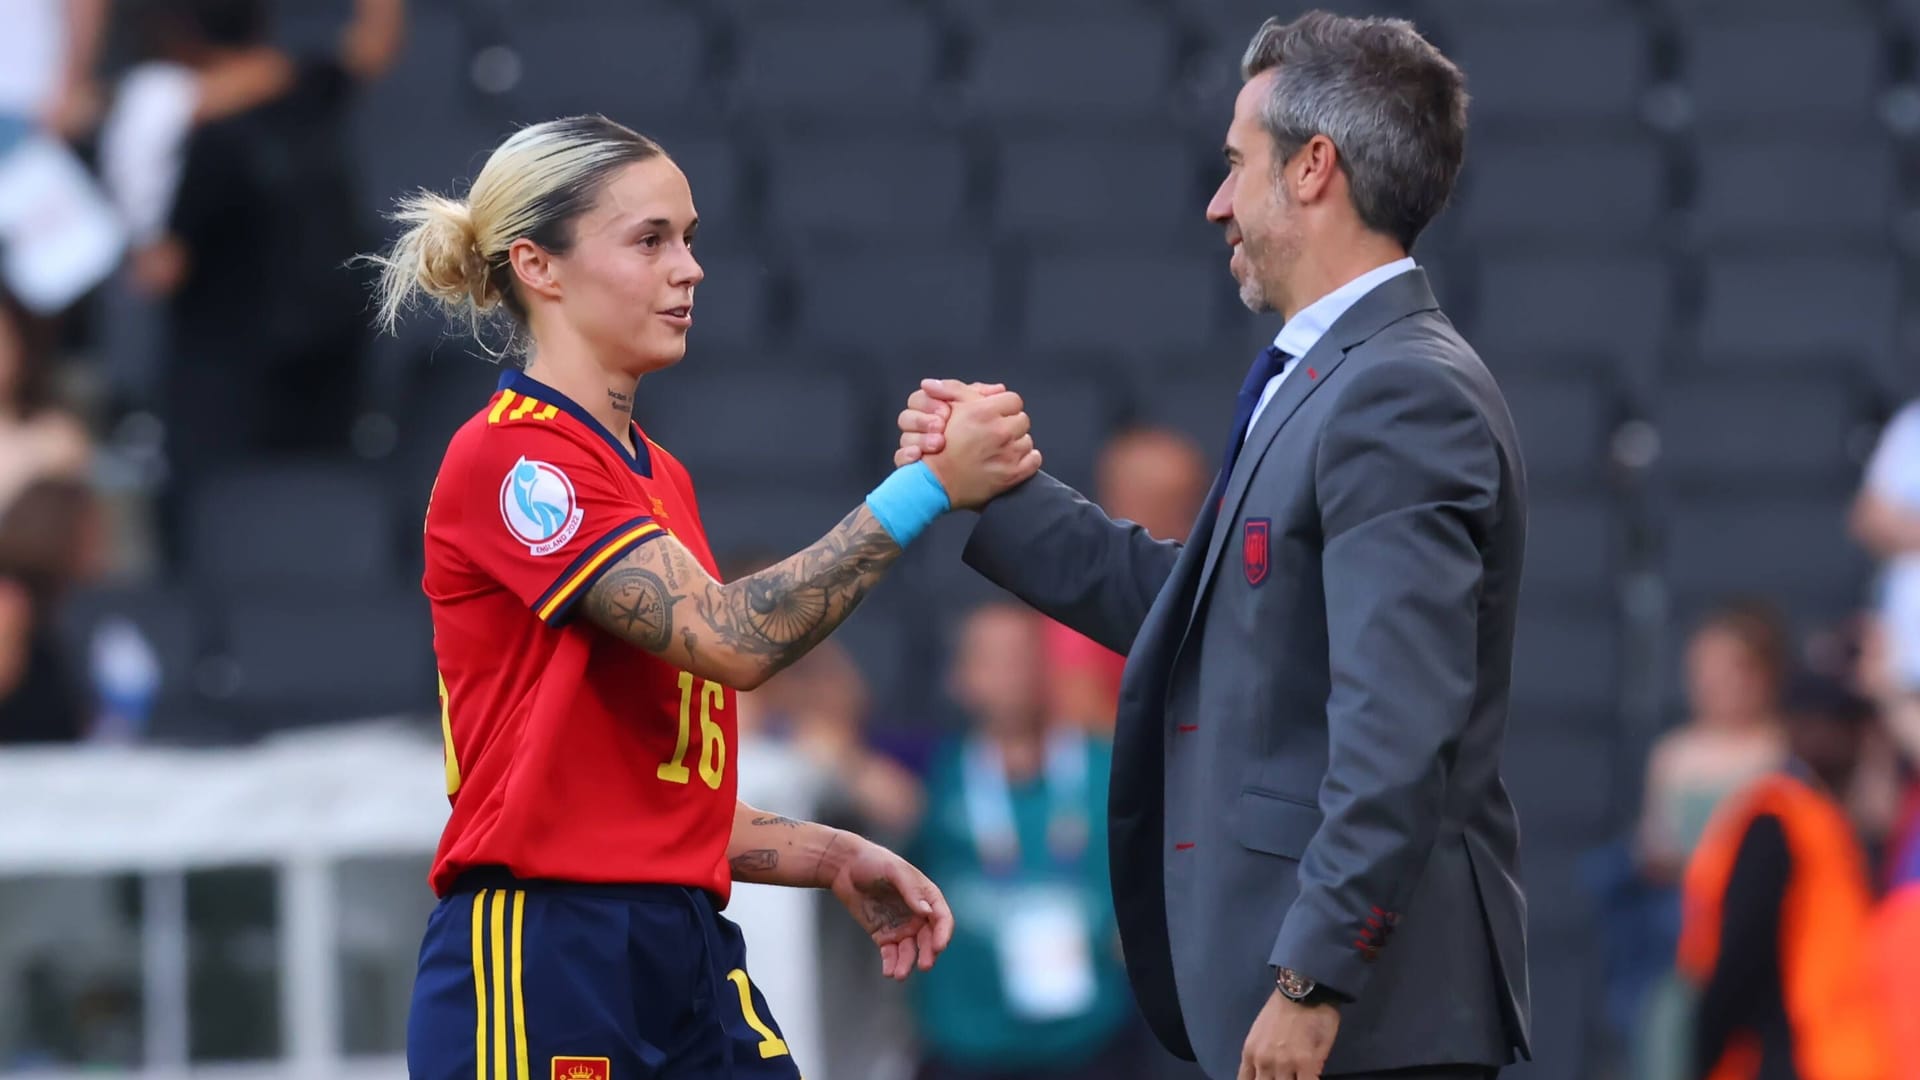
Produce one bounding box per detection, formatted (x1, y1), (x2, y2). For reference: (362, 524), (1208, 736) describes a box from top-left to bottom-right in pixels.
(501, 458), (584, 556)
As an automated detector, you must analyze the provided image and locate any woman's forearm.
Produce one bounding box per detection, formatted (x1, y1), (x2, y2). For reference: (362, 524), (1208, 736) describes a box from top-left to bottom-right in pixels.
(727, 801), (856, 888)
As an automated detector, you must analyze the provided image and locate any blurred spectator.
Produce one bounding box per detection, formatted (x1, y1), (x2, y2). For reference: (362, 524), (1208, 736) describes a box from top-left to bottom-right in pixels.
(0, 569), (86, 745)
(905, 603), (1140, 1080)
(0, 0), (108, 139)
(0, 477), (108, 598)
(1676, 674), (1893, 1080)
(0, 0), (122, 313)
(0, 288), (90, 519)
(1852, 403), (1920, 786)
(1638, 601), (1791, 883)
(112, 0), (403, 563)
(1045, 428), (1207, 732)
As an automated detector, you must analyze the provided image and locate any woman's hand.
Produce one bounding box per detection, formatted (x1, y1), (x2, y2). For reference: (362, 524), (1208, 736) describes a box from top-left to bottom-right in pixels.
(823, 834), (954, 981)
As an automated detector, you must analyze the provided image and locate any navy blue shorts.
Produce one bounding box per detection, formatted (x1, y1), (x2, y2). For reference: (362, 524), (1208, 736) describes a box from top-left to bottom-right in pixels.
(407, 869), (805, 1080)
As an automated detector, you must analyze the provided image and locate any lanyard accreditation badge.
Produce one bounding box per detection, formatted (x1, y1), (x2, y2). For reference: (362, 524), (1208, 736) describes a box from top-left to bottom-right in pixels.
(962, 733), (1099, 1021)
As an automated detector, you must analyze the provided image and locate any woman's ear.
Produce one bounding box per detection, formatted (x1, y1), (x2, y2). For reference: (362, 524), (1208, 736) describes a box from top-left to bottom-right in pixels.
(507, 238), (562, 305)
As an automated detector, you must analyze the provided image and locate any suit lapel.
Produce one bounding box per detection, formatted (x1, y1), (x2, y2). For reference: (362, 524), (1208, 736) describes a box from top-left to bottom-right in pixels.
(1185, 269), (1442, 626)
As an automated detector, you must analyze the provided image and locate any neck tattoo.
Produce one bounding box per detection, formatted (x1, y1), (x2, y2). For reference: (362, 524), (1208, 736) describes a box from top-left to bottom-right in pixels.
(608, 387), (633, 414)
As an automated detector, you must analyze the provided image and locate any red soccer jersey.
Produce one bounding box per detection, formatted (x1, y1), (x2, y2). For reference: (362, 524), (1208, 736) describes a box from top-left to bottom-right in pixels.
(423, 369), (737, 901)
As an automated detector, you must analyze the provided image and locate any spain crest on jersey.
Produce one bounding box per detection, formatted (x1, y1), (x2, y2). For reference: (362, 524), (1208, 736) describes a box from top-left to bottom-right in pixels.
(1243, 518), (1271, 586)
(553, 1056), (610, 1080)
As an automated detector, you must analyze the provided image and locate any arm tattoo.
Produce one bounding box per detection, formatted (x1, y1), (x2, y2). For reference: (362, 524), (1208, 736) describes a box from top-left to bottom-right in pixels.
(730, 849), (779, 875)
(751, 814), (804, 829)
(693, 505), (901, 678)
(582, 564), (678, 652)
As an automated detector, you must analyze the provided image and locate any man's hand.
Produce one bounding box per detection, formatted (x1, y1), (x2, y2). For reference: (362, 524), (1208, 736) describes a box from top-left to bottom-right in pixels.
(822, 834), (956, 981)
(919, 383), (1042, 509)
(895, 379), (1008, 466)
(1239, 991), (1340, 1080)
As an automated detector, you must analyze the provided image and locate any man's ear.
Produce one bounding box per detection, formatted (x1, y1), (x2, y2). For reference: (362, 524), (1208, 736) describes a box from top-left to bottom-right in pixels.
(1292, 134), (1342, 205)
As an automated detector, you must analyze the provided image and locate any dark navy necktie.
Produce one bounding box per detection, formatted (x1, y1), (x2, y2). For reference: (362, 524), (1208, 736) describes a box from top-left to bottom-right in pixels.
(1219, 345), (1291, 483)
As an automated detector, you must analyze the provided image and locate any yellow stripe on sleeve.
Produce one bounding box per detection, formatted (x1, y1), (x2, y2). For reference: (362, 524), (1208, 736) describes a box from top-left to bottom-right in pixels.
(511, 890), (529, 1080)
(508, 396), (541, 421)
(536, 404), (559, 421)
(471, 890), (488, 1080)
(487, 391), (517, 425)
(491, 890), (507, 1080)
(535, 522), (663, 622)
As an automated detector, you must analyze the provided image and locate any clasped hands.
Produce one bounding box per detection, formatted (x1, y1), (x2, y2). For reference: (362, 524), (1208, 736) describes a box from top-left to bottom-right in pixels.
(895, 379), (1040, 509)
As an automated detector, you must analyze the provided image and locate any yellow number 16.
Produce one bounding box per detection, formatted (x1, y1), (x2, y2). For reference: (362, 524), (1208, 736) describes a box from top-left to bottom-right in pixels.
(659, 671), (725, 789)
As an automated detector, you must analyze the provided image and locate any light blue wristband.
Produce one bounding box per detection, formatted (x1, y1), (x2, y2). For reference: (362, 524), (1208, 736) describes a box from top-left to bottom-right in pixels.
(865, 461), (952, 547)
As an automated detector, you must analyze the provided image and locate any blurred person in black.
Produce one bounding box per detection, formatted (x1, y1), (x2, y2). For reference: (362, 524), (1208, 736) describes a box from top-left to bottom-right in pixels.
(125, 0), (403, 564)
(1676, 674), (1893, 1080)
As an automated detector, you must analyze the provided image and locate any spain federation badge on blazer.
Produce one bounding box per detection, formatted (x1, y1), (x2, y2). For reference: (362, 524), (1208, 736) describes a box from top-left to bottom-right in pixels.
(1243, 518), (1271, 586)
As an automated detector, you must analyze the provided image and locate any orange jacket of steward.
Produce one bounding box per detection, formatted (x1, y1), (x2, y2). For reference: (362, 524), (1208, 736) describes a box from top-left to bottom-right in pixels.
(1871, 791), (1920, 1079)
(1678, 770), (1892, 1080)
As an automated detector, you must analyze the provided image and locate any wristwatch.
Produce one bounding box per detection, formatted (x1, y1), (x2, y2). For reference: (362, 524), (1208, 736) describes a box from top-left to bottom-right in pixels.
(1275, 967), (1337, 1006)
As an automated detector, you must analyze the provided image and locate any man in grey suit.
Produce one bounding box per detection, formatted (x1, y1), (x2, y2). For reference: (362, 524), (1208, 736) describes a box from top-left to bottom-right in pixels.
(895, 13), (1530, 1080)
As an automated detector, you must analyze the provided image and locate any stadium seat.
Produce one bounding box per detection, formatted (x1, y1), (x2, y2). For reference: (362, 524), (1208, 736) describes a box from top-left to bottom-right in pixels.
(763, 136), (970, 240)
(1504, 722), (1619, 847)
(1681, 18), (1882, 130)
(1662, 495), (1870, 615)
(1455, 136), (1668, 249)
(187, 464), (403, 592)
(689, 479), (871, 561)
(731, 14), (943, 120)
(1695, 254), (1897, 369)
(650, 132), (747, 237)
(1690, 138), (1894, 251)
(1134, 356), (1244, 458)
(1179, 0), (1426, 42)
(1508, 605), (1622, 720)
(1522, 494), (1620, 602)
(992, 133), (1201, 240)
(1473, 255), (1673, 388)
(350, 11), (508, 219)
(503, 8), (705, 123)
(1654, 374), (1867, 490)
(1501, 374), (1619, 488)
(963, 16), (1180, 124)
(1444, 16), (1648, 127)
(792, 248), (997, 351)
(211, 590), (436, 730)
(1023, 249), (1226, 354)
(635, 364), (872, 485)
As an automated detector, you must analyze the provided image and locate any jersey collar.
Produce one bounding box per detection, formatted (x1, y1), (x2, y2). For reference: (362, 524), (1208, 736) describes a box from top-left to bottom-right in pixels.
(497, 368), (653, 477)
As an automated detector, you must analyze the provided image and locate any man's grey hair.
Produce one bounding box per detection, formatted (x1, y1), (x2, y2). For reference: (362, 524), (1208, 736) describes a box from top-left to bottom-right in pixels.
(1241, 11), (1468, 249)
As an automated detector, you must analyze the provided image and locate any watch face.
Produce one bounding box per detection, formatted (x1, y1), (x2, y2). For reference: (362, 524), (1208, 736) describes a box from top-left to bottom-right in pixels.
(1277, 969), (1315, 999)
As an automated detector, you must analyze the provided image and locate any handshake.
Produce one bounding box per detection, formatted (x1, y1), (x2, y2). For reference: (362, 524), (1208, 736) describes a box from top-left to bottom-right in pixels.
(894, 379), (1043, 510)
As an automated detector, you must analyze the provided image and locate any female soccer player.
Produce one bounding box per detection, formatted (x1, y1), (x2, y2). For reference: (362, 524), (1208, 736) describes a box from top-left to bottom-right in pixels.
(372, 114), (1040, 1079)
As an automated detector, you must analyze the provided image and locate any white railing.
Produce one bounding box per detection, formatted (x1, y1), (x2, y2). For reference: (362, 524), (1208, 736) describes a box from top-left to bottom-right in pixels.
(0, 723), (824, 1079)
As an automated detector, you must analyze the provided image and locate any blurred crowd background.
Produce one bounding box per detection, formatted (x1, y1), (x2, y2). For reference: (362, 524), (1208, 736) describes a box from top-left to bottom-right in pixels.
(3, 0), (1920, 1077)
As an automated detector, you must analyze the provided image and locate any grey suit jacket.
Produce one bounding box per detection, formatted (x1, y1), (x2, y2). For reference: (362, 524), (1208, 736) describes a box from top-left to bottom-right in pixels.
(962, 270), (1532, 1077)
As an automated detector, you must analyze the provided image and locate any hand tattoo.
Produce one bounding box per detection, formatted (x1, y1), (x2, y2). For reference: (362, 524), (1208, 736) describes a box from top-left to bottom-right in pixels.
(730, 849), (779, 875)
(583, 564), (677, 652)
(861, 886), (911, 933)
